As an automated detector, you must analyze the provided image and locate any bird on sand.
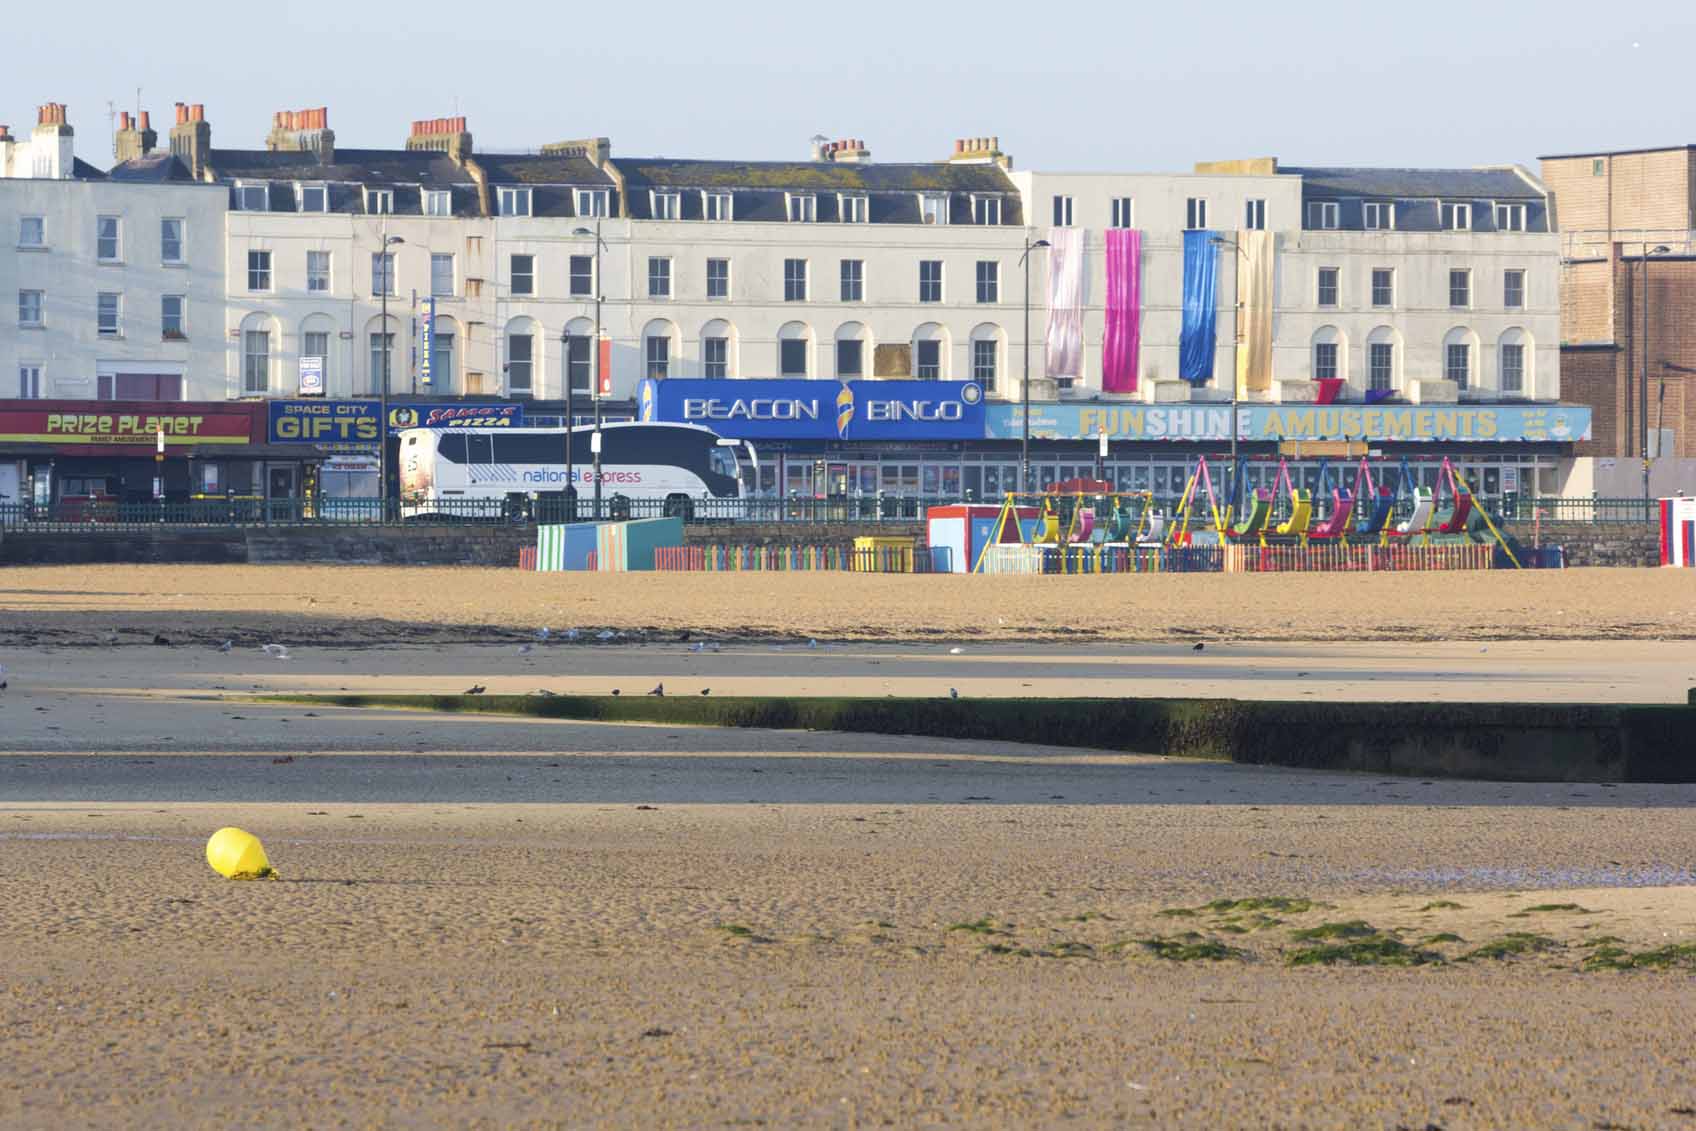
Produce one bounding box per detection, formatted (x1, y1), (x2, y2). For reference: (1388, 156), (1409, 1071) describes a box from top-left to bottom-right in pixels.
(649, 683), (665, 697)
(1192, 642), (1205, 652)
(949, 687), (960, 699)
(611, 689), (621, 697)
(465, 684), (487, 695)
(700, 688), (711, 697)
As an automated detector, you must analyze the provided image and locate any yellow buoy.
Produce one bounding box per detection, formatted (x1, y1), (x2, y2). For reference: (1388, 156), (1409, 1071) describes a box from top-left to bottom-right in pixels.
(205, 827), (277, 880)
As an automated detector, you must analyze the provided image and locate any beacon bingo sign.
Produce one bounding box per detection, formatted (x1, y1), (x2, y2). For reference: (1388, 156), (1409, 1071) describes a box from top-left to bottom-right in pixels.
(639, 378), (985, 440)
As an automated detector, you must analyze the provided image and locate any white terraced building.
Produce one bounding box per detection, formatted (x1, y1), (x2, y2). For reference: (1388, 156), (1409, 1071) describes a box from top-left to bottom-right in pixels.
(0, 100), (1582, 509)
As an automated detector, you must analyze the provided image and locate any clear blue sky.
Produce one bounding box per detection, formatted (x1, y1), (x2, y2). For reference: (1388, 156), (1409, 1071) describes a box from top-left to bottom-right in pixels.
(13, 0), (1689, 172)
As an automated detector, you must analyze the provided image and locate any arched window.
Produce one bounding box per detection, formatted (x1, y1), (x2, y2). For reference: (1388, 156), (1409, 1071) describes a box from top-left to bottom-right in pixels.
(834, 321), (870, 379)
(912, 322), (950, 380)
(1442, 326), (1481, 391)
(297, 312), (336, 394)
(1365, 326), (1401, 394)
(1310, 325), (1347, 384)
(968, 323), (1005, 391)
(777, 320), (813, 379)
(505, 316), (538, 397)
(563, 316), (595, 397)
(240, 312), (277, 396)
(1498, 327), (1533, 397)
(642, 318), (678, 380)
(700, 318), (736, 379)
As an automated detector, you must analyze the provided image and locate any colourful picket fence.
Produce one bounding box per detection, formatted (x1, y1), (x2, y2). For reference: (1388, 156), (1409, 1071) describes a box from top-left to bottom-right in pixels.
(1224, 542), (1493, 573)
(654, 545), (942, 572)
(979, 544), (1226, 574)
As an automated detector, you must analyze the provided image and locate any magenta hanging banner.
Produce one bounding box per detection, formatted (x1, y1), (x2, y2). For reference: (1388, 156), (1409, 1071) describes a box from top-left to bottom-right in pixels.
(1102, 228), (1141, 393)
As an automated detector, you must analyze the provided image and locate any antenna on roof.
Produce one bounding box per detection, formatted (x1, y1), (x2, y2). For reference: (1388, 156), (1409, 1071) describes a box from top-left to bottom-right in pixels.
(107, 99), (117, 158)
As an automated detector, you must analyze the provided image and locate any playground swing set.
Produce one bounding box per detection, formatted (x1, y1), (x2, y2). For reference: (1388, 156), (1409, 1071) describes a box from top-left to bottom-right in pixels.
(973, 455), (1524, 572)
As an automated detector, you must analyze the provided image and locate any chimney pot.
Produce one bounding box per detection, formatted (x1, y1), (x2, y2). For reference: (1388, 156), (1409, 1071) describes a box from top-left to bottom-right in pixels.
(139, 111), (151, 130)
(191, 104), (204, 122)
(175, 102), (188, 125)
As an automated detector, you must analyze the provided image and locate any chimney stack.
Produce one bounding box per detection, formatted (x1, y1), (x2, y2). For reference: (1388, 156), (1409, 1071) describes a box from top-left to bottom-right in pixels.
(539, 135), (611, 168)
(169, 101), (212, 181)
(407, 115), (475, 163)
(114, 108), (159, 165)
(948, 135), (1011, 170)
(819, 137), (870, 164)
(30, 103), (75, 178)
(266, 106), (335, 165)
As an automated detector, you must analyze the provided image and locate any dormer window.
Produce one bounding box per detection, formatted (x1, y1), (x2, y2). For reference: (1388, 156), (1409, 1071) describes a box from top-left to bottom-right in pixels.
(497, 187), (531, 217)
(234, 182), (269, 212)
(918, 193), (949, 225)
(650, 191), (682, 220)
(1363, 201), (1395, 230)
(1493, 202), (1527, 231)
(1441, 201), (1471, 231)
(364, 188), (394, 215)
(575, 189), (609, 218)
(1306, 201), (1339, 230)
(703, 191), (733, 221)
(423, 190), (451, 217)
(839, 194), (868, 223)
(786, 193), (817, 223)
(296, 183), (328, 212)
(972, 195), (1003, 225)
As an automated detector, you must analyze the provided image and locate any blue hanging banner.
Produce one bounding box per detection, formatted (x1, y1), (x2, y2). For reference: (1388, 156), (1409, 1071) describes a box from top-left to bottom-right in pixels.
(1179, 230), (1218, 385)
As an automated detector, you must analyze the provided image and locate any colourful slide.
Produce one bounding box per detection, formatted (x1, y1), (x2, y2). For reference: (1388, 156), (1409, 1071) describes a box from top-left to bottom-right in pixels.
(1306, 490), (1356, 540)
(1275, 489), (1313, 538)
(1355, 488), (1395, 536)
(1228, 489), (1274, 541)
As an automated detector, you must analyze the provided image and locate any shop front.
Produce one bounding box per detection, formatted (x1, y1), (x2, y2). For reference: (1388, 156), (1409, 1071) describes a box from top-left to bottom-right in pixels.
(0, 399), (260, 514)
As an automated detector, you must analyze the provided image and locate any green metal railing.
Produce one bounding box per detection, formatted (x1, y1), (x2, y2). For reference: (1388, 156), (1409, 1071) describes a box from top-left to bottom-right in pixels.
(0, 494), (1658, 533)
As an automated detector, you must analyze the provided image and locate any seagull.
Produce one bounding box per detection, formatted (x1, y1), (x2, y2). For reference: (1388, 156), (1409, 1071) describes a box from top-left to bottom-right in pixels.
(949, 687), (960, 700)
(261, 643), (290, 660)
(1192, 642), (1205, 652)
(611, 689), (621, 697)
(649, 683), (664, 697)
(217, 640), (234, 653)
(465, 684), (487, 695)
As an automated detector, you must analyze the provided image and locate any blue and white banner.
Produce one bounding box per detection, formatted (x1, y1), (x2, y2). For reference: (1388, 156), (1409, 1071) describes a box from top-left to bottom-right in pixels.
(985, 403), (1592, 444)
(639, 379), (986, 440)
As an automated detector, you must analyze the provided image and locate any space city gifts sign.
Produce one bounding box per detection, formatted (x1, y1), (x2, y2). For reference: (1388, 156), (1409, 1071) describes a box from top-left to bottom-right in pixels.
(985, 403), (1593, 444)
(0, 405), (252, 446)
(267, 399), (382, 444)
(639, 378), (986, 440)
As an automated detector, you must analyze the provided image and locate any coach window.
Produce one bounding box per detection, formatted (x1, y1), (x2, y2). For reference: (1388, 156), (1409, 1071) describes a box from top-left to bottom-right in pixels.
(466, 434), (492, 464)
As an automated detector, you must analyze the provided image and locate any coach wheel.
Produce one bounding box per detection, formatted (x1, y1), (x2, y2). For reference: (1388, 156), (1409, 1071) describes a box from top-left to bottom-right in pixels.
(609, 494), (631, 521)
(663, 495), (694, 522)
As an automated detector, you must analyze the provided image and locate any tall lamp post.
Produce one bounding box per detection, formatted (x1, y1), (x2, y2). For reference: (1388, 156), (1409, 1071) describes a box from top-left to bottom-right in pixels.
(1209, 235), (1242, 516)
(560, 327), (575, 519)
(1019, 235), (1051, 494)
(573, 221), (609, 518)
(1640, 245), (1671, 510)
(377, 232), (405, 514)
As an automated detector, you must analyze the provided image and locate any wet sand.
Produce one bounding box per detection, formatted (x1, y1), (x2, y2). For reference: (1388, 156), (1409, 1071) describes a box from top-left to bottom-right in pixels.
(4, 567), (1696, 1127)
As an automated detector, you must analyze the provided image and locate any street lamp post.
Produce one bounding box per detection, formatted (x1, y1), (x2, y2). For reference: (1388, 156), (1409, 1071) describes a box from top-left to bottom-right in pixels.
(1209, 235), (1242, 517)
(1641, 245), (1671, 510)
(1019, 236), (1051, 495)
(573, 221), (609, 518)
(561, 328), (574, 520)
(378, 233), (404, 516)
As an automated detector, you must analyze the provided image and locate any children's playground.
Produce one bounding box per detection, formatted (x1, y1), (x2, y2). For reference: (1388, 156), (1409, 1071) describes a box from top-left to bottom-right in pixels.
(944, 454), (1555, 574)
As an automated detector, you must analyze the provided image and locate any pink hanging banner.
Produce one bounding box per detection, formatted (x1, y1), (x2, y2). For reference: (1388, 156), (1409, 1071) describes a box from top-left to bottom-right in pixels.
(1102, 228), (1142, 393)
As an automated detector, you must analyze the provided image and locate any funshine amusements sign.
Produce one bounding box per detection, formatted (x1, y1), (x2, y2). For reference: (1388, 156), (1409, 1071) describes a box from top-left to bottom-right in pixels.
(984, 403), (1592, 444)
